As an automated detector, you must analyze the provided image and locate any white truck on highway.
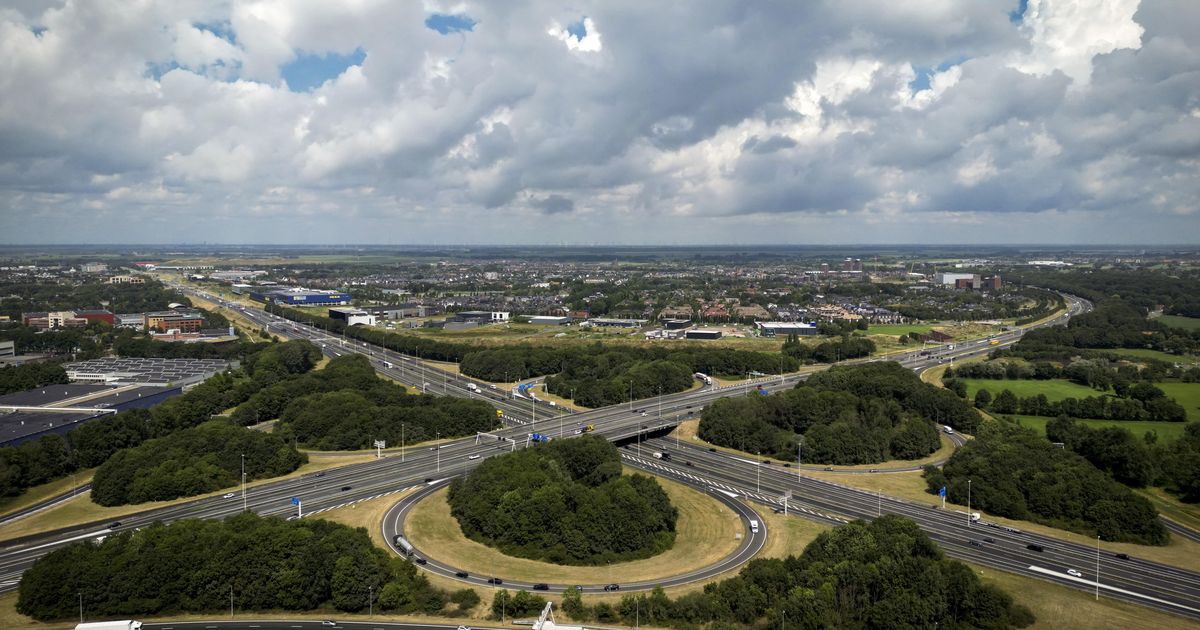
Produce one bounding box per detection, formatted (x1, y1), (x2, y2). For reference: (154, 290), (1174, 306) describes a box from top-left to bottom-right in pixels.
(467, 383), (479, 392)
(749, 519), (760, 534)
(76, 621), (143, 630)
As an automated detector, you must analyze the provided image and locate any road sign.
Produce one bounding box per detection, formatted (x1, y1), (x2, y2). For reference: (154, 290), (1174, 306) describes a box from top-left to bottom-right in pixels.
(373, 440), (386, 449)
(291, 496), (299, 505)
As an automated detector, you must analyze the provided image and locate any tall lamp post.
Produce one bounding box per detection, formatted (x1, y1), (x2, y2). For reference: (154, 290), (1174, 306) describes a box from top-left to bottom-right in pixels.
(436, 431), (441, 473)
(241, 453), (247, 512)
(967, 479), (972, 527)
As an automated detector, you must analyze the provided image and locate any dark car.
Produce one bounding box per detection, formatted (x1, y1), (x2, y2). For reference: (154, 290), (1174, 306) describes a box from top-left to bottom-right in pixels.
(487, 577), (503, 585)
(969, 540), (982, 547)
(341, 485), (352, 491)
(532, 583), (549, 591)
(455, 571), (470, 578)
(983, 537), (995, 543)
(424, 478), (434, 483)
(824, 466), (834, 471)
(684, 461), (693, 467)
(1026, 544), (1045, 552)
(1115, 553), (1130, 560)
(603, 584), (620, 592)
(762, 459), (770, 465)
(708, 447), (717, 452)
(783, 463), (791, 468)
(108, 521), (122, 529)
(315, 471), (326, 477)
(414, 557), (427, 565)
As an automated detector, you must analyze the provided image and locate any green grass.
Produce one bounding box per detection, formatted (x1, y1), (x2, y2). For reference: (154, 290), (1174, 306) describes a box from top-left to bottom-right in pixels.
(1005, 415), (1190, 443)
(1156, 382), (1200, 421)
(1101, 347), (1199, 366)
(1159, 314), (1200, 331)
(959, 378), (1102, 403)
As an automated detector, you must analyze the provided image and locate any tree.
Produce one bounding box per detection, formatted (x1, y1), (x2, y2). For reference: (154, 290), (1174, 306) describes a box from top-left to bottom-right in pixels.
(974, 388), (992, 409)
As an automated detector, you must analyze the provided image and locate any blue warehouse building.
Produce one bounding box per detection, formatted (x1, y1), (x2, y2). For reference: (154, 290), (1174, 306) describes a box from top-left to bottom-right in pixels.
(250, 287), (353, 307)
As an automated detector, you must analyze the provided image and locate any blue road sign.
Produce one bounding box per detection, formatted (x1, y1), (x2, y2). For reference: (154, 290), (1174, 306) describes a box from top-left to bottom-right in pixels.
(291, 496), (300, 505)
(938, 487), (947, 498)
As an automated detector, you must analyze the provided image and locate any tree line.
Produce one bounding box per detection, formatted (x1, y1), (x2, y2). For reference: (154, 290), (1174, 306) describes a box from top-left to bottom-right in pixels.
(782, 334), (876, 364)
(0, 361), (68, 396)
(923, 421), (1168, 545)
(1046, 417), (1200, 502)
(1006, 302), (1200, 360)
(963, 383), (1187, 422)
(16, 513), (467, 621)
(557, 515), (1033, 629)
(0, 340), (321, 499)
(448, 435), (678, 565)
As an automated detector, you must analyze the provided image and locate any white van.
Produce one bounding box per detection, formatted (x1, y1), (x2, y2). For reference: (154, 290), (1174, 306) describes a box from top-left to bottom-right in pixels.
(943, 426), (954, 435)
(749, 519), (760, 534)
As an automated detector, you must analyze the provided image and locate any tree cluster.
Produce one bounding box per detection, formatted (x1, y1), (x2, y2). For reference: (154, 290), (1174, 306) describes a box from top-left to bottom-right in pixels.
(447, 436), (677, 565)
(0, 277), (185, 320)
(16, 513), (458, 621)
(698, 362), (963, 465)
(90, 419), (306, 506)
(1047, 417), (1200, 503)
(560, 516), (1033, 629)
(964, 383), (1187, 422)
(923, 422), (1168, 545)
(0, 362), (68, 396)
(782, 334), (876, 364)
(1008, 302), (1200, 360)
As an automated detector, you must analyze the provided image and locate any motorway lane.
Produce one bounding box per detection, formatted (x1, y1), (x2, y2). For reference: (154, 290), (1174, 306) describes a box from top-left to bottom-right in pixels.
(0, 482), (92, 525)
(379, 478), (767, 594)
(633, 437), (1200, 619)
(145, 622), (500, 630)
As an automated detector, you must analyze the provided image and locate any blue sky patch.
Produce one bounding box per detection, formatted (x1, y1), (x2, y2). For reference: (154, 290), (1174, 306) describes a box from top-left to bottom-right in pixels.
(281, 48), (366, 92)
(425, 13), (476, 35)
(565, 17), (588, 40)
(1010, 0), (1029, 24)
(31, 26), (47, 37)
(909, 56), (967, 92)
(194, 21), (236, 44)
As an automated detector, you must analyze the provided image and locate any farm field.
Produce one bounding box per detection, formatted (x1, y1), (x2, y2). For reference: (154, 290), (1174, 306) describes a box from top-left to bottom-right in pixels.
(866, 323), (934, 336)
(958, 378), (1102, 403)
(1005, 415), (1190, 443)
(1102, 347), (1200, 366)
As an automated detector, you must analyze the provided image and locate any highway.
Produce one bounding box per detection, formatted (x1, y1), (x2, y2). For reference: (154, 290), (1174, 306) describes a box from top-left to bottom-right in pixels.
(6, 288), (1200, 619)
(143, 622), (499, 630)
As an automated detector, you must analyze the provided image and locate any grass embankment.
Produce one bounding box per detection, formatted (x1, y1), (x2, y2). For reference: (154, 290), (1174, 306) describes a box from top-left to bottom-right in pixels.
(959, 378), (1102, 403)
(1158, 315), (1200, 331)
(1139, 487), (1200, 534)
(0, 469), (95, 519)
(1156, 382), (1200, 421)
(1104, 348), (1200, 366)
(404, 470), (743, 586)
(0, 452), (380, 543)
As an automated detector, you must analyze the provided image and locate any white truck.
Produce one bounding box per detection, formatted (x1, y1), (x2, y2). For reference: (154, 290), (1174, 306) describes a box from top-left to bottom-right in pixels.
(467, 383), (479, 392)
(76, 622), (143, 630)
(749, 519), (760, 534)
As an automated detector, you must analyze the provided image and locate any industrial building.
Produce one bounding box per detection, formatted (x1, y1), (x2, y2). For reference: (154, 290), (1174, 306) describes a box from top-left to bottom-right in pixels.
(0, 340), (13, 358)
(586, 317), (648, 328)
(365, 304), (440, 319)
(0, 383), (181, 447)
(527, 316), (570, 325)
(685, 329), (723, 340)
(756, 322), (818, 337)
(662, 318), (693, 330)
(934, 272), (978, 286)
(144, 309), (206, 333)
(453, 310), (510, 323)
(107, 275), (145, 284)
(64, 357), (232, 387)
(250, 287), (352, 307)
(328, 307), (377, 326)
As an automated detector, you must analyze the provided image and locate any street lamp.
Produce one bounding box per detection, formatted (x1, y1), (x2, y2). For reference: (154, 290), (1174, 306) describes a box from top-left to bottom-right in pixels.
(967, 479), (972, 527)
(436, 431), (440, 473)
(1096, 535), (1100, 601)
(241, 453), (247, 513)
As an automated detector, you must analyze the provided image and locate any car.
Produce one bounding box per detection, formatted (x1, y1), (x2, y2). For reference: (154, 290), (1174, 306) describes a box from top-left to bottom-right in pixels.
(341, 485), (352, 491)
(467, 454), (480, 460)
(455, 571), (470, 578)
(315, 471), (326, 477)
(108, 521), (122, 528)
(458, 625), (471, 630)
(684, 461), (693, 467)
(708, 447), (717, 452)
(968, 540), (982, 547)
(824, 466), (834, 471)
(641, 412), (647, 417)
(783, 463), (791, 467)
(414, 557), (427, 565)
(983, 537), (995, 543)
(1115, 553), (1130, 560)
(223, 492), (236, 499)
(533, 583), (550, 591)
(762, 459), (771, 465)
(487, 577), (503, 585)
(604, 583), (620, 591)
(424, 477), (434, 483)
(1066, 569), (1083, 578)
(641, 424), (648, 429)
(1026, 544), (1045, 552)
(321, 622), (337, 627)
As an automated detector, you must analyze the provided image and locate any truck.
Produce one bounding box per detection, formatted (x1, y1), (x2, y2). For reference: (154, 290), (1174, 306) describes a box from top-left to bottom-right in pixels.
(393, 534), (415, 556)
(749, 519), (760, 534)
(530, 433), (551, 443)
(943, 426), (954, 435)
(467, 383), (479, 392)
(75, 622), (143, 630)
(970, 512), (981, 522)
(652, 451), (671, 460)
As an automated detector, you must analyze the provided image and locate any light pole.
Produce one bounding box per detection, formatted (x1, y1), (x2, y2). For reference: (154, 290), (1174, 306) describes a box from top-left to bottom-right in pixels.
(967, 479), (972, 527)
(757, 454), (761, 493)
(1096, 535), (1100, 601)
(436, 431), (441, 473)
(230, 584), (234, 619)
(241, 453), (247, 513)
(401, 423), (405, 463)
(369, 585), (374, 617)
(78, 592), (82, 624)
(797, 439), (803, 481)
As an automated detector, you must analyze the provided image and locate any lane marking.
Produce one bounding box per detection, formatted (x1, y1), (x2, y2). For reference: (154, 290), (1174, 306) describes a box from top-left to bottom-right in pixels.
(1027, 565), (1200, 613)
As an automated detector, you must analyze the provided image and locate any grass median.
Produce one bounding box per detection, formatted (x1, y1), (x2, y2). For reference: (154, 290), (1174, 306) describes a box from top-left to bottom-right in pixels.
(403, 469), (744, 586)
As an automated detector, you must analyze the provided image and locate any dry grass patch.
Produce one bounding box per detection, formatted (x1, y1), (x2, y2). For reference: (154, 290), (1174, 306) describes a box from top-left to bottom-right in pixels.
(404, 471), (743, 586)
(0, 452), (380, 543)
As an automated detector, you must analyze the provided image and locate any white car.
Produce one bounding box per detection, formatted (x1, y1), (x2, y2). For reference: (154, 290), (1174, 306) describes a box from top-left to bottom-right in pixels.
(468, 454), (480, 460)
(223, 492), (236, 499)
(458, 626), (471, 630)
(1066, 569), (1083, 578)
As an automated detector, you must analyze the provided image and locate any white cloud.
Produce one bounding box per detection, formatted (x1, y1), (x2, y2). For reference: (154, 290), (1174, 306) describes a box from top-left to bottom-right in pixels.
(1010, 0), (1144, 86)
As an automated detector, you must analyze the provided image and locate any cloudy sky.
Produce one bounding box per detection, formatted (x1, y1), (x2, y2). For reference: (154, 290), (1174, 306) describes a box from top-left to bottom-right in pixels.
(0, 0), (1197, 245)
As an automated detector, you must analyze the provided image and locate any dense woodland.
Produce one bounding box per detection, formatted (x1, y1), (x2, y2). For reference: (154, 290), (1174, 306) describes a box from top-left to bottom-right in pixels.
(448, 436), (678, 565)
(923, 422), (1168, 545)
(698, 362), (970, 464)
(90, 420), (305, 506)
(0, 340), (321, 499)
(556, 516), (1032, 629)
(266, 302), (801, 407)
(16, 513), (463, 621)
(1046, 417), (1200, 502)
(1011, 269), (1200, 317)
(0, 362), (68, 395)
(1004, 302), (1200, 361)
(0, 276), (185, 320)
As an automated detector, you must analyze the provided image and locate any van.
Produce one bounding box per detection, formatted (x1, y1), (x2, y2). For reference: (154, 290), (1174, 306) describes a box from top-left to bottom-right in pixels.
(943, 426), (954, 435)
(1026, 544), (1044, 552)
(749, 519), (760, 534)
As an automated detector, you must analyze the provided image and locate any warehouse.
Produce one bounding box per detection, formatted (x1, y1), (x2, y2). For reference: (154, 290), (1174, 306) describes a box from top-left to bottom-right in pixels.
(64, 357), (232, 387)
(250, 287), (352, 306)
(527, 316), (570, 325)
(328, 307), (377, 326)
(685, 329), (723, 340)
(755, 322), (819, 337)
(0, 383), (181, 446)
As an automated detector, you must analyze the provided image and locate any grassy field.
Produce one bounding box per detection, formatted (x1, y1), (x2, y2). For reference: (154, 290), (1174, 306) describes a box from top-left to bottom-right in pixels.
(1007, 415), (1191, 443)
(1138, 487), (1200, 534)
(1159, 314), (1200, 331)
(0, 469), (95, 519)
(959, 378), (1103, 403)
(867, 323), (935, 336)
(1156, 382), (1200, 421)
(403, 470), (744, 585)
(0, 452), (381, 543)
(1103, 348), (1200, 366)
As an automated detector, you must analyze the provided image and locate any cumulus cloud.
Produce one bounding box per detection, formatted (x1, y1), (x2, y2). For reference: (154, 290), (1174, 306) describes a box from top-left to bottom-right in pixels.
(0, 0), (1196, 245)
